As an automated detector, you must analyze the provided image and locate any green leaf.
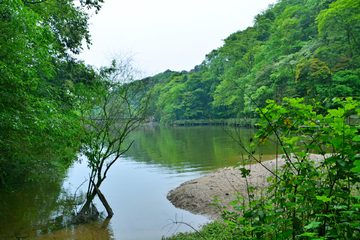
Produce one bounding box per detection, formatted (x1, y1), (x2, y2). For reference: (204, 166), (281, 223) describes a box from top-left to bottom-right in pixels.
(239, 167), (251, 178)
(353, 135), (360, 142)
(258, 210), (265, 219)
(316, 195), (335, 202)
(242, 226), (255, 231)
(350, 160), (360, 173)
(304, 221), (321, 230)
(213, 196), (223, 202)
(300, 232), (317, 237)
(283, 229), (294, 238)
(223, 220), (236, 227)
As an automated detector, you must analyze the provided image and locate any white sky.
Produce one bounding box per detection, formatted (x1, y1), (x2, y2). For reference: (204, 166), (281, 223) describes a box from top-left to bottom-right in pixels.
(79, 0), (276, 76)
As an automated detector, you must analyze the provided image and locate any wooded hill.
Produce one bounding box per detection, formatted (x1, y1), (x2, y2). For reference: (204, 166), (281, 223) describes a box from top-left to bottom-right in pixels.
(144, 0), (360, 123)
(1, 0), (359, 187)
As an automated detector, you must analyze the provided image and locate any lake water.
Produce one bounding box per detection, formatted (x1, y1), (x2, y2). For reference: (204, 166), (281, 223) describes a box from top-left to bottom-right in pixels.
(0, 125), (278, 239)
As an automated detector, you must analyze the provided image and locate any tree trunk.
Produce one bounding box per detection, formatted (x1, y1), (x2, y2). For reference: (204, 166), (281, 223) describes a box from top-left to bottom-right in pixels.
(71, 178), (113, 224)
(91, 179), (114, 217)
(71, 199), (99, 224)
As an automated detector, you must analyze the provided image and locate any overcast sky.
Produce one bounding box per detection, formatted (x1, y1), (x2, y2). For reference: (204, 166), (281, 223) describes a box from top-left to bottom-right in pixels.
(79, 0), (276, 76)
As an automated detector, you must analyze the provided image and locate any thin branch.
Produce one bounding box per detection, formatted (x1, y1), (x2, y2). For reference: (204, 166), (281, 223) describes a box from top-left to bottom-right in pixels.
(73, 179), (88, 214)
(24, 0), (47, 4)
(207, 115), (281, 180)
(162, 215), (208, 240)
(103, 140), (135, 179)
(231, 79), (299, 172)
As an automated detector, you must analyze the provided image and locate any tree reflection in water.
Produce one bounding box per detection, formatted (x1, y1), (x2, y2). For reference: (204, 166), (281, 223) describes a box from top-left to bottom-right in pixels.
(0, 180), (115, 239)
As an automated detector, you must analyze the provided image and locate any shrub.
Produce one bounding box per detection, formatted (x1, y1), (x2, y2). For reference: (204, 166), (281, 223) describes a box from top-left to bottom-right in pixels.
(218, 97), (360, 239)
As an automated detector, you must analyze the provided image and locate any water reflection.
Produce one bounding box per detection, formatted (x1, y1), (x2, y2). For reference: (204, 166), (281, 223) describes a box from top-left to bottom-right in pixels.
(124, 125), (278, 172)
(0, 180), (92, 239)
(63, 158), (210, 240)
(0, 126), (278, 239)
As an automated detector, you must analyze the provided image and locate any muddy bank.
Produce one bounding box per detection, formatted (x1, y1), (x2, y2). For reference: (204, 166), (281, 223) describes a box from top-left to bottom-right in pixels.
(167, 154), (327, 220)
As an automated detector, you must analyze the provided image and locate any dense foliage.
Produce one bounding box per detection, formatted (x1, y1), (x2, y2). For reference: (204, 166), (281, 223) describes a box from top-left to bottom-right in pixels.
(145, 0), (360, 123)
(1, 0), (360, 237)
(219, 97), (360, 239)
(157, 1), (360, 238)
(0, 0), (153, 226)
(0, 0), (103, 187)
(165, 97), (360, 239)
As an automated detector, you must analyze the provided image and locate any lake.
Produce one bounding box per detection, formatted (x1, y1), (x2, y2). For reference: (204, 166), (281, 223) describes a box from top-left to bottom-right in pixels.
(0, 125), (278, 239)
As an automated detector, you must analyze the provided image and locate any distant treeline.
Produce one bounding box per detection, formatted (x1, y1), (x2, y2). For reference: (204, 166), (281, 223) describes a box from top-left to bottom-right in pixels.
(168, 118), (259, 128)
(143, 0), (360, 124)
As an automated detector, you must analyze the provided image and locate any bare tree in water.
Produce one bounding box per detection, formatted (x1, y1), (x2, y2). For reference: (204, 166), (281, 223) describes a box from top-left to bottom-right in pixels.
(73, 55), (152, 223)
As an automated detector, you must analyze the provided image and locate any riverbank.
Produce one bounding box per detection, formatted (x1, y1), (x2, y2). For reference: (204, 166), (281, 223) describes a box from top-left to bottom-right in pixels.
(168, 118), (259, 128)
(167, 154), (327, 220)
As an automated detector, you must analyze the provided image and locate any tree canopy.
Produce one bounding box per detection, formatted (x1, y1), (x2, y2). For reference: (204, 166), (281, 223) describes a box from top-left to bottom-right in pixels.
(0, 0), (103, 186)
(144, 0), (360, 123)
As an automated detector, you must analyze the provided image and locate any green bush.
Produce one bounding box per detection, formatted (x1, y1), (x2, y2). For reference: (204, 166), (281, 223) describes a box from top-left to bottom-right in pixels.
(164, 97), (360, 239)
(162, 221), (240, 240)
(217, 97), (360, 239)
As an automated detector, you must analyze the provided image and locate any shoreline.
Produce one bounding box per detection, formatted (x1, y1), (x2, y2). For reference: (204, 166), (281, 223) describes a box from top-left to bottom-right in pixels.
(167, 154), (327, 220)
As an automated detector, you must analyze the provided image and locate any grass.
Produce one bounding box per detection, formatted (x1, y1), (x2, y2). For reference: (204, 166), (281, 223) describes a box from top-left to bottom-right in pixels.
(162, 221), (241, 240)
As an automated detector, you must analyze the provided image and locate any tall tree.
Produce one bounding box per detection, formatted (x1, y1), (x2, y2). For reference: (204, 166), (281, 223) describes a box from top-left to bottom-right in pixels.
(317, 0), (360, 58)
(0, 0), (103, 187)
(73, 57), (153, 222)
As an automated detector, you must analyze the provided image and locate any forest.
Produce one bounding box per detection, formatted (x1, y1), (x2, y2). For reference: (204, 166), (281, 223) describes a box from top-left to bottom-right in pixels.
(0, 0), (108, 187)
(158, 1), (360, 238)
(1, 0), (360, 239)
(1, 0), (358, 188)
(144, 0), (360, 124)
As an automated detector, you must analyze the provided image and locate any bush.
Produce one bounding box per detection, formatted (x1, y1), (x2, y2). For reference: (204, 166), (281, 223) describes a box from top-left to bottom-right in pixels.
(162, 221), (240, 240)
(165, 98), (360, 240)
(217, 97), (360, 239)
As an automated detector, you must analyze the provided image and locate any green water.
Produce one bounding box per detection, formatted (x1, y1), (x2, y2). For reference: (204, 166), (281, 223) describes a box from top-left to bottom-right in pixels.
(0, 125), (278, 240)
(125, 125), (278, 171)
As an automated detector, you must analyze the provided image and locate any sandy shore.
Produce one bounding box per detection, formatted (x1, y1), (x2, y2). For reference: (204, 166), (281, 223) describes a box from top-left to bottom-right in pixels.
(167, 154), (327, 220)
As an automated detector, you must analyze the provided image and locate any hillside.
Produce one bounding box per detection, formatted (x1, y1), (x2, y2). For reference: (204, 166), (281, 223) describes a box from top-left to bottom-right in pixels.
(144, 0), (360, 123)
